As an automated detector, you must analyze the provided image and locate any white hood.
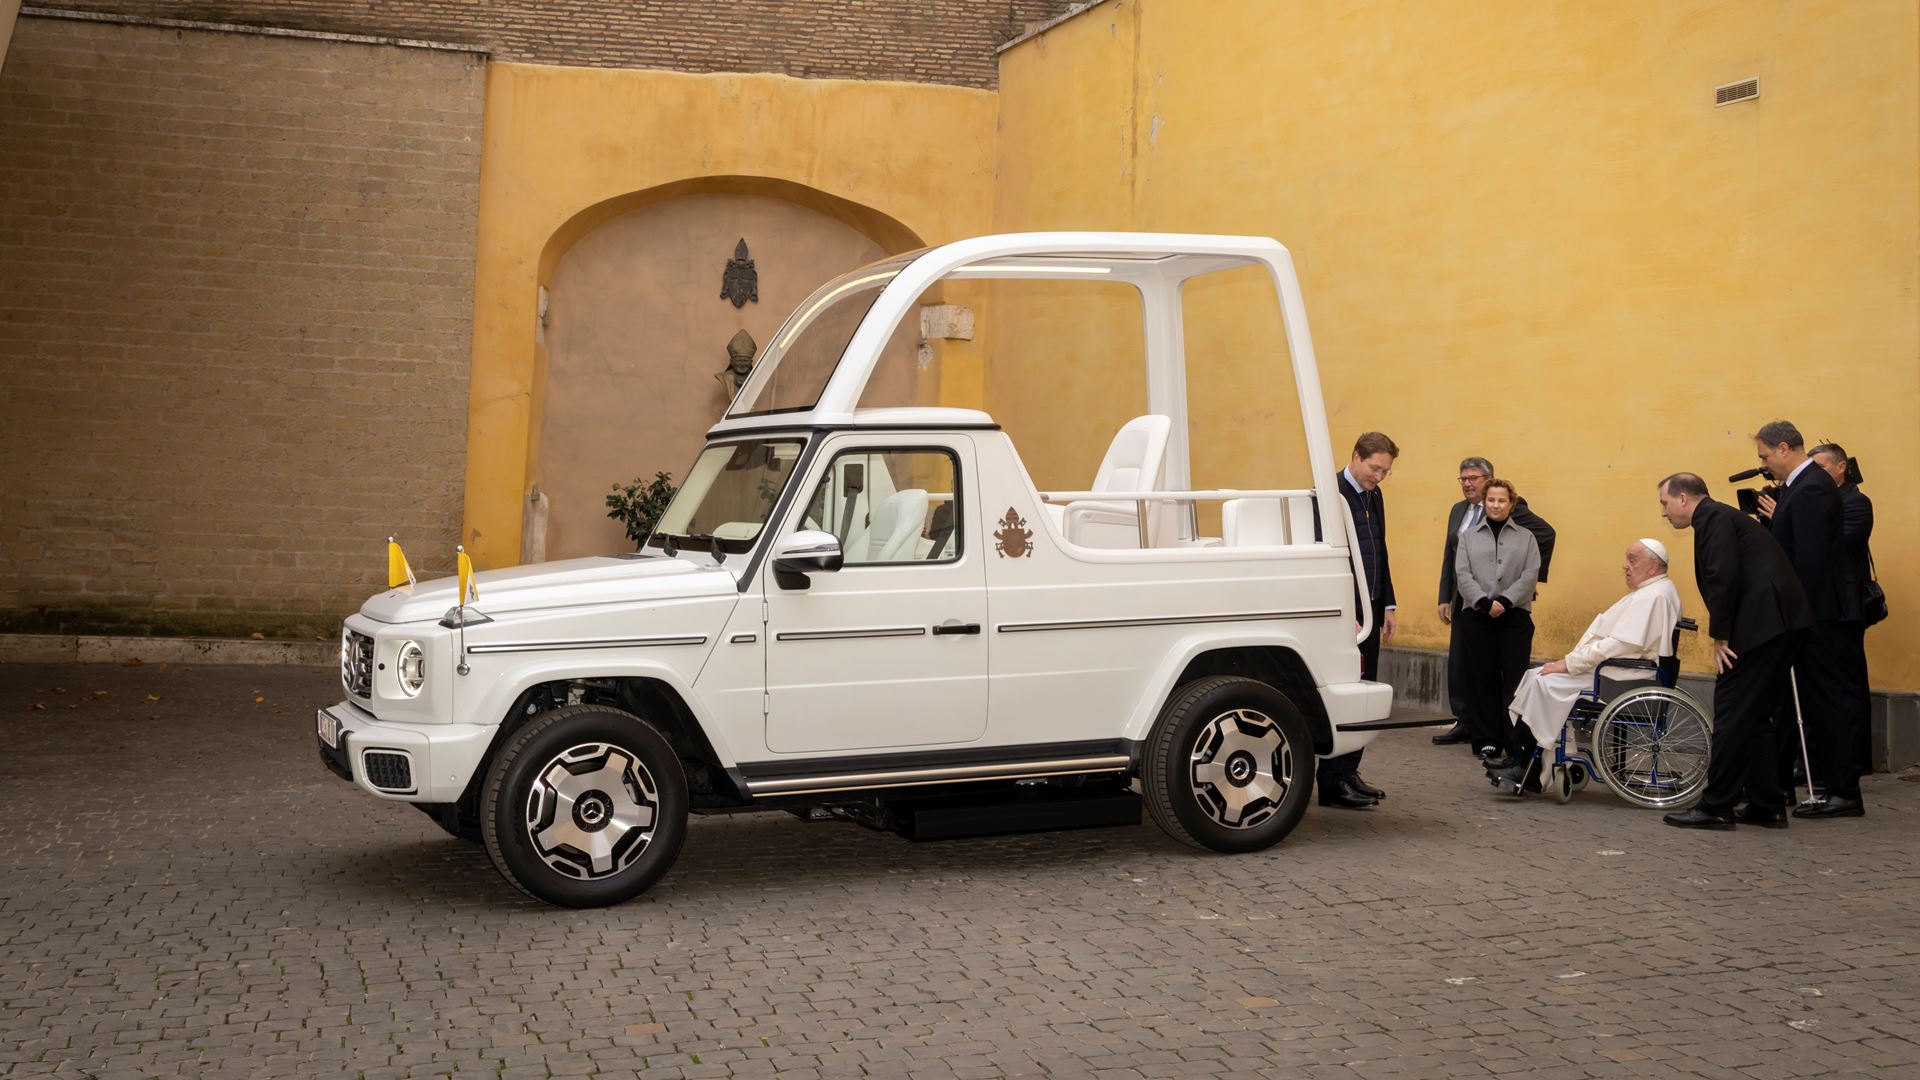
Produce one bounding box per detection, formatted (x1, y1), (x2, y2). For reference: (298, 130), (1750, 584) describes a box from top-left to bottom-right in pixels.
(359, 554), (736, 624)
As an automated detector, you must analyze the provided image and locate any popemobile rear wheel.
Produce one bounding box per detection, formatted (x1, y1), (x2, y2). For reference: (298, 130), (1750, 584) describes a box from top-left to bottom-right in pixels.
(1143, 676), (1315, 854)
(480, 705), (689, 907)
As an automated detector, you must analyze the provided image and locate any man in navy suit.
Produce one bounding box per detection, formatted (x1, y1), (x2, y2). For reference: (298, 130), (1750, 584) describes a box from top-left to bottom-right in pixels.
(1318, 431), (1399, 809)
(1656, 473), (1812, 830)
(1751, 420), (1865, 818)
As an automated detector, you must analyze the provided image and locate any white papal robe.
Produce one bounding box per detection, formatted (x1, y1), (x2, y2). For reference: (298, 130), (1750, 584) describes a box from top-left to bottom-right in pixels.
(1508, 574), (1684, 751)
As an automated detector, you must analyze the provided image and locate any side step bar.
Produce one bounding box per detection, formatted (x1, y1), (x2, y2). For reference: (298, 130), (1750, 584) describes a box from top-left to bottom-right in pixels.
(1336, 711), (1456, 732)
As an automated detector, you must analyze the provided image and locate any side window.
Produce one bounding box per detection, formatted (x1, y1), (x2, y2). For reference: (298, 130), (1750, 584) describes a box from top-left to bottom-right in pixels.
(802, 449), (961, 565)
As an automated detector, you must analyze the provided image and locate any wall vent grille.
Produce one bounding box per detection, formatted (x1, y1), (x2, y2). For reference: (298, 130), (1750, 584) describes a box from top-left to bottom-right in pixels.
(1715, 78), (1760, 106)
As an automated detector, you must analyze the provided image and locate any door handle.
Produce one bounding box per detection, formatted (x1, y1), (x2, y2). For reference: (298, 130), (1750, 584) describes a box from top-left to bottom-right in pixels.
(933, 620), (980, 636)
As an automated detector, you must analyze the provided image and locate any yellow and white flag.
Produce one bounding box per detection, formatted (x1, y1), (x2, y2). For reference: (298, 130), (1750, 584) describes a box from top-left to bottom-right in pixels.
(386, 537), (416, 589)
(456, 545), (477, 605)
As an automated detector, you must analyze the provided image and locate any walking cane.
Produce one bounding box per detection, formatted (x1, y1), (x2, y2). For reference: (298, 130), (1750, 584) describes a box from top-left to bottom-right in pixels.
(1788, 667), (1823, 810)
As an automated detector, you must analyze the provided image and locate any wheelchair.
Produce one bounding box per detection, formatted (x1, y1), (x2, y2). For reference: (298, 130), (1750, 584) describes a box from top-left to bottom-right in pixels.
(1531, 617), (1714, 808)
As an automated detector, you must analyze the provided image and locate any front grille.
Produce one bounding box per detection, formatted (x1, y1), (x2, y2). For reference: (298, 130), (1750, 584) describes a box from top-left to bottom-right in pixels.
(363, 750), (414, 792)
(342, 628), (374, 699)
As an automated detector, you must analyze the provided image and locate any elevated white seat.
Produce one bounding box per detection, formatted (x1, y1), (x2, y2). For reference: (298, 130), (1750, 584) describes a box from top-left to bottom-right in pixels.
(1064, 414), (1172, 548)
(863, 488), (928, 562)
(1222, 498), (1286, 546)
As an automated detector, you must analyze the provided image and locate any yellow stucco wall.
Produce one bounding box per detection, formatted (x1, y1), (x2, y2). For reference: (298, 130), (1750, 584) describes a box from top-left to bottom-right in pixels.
(993, 0), (1920, 689)
(462, 62), (998, 570)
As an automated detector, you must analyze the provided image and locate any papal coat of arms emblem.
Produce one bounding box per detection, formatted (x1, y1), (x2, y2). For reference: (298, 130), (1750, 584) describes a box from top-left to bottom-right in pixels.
(993, 507), (1034, 558)
(720, 238), (758, 309)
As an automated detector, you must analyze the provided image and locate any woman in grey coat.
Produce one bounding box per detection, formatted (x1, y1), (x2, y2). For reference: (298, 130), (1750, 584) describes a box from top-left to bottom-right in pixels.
(1453, 479), (1542, 765)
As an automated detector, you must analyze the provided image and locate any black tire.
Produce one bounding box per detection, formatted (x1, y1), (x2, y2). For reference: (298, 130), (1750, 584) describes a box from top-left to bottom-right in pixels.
(480, 704), (689, 907)
(1143, 676), (1315, 853)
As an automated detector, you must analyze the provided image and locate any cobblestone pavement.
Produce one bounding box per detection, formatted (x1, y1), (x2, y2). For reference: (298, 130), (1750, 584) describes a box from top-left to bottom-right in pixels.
(2, 661), (1918, 1079)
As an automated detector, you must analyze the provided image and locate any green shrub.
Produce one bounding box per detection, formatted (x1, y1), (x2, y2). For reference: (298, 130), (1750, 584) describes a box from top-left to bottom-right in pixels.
(606, 471), (678, 550)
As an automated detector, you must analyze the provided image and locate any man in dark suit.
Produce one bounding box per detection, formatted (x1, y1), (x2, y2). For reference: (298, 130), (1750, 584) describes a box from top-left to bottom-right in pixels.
(1433, 455), (1558, 753)
(1656, 473), (1812, 830)
(1811, 442), (1875, 776)
(1751, 420), (1864, 817)
(1318, 431), (1399, 809)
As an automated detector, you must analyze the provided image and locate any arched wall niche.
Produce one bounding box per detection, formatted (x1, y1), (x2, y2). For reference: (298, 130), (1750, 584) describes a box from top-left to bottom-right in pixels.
(525, 176), (926, 560)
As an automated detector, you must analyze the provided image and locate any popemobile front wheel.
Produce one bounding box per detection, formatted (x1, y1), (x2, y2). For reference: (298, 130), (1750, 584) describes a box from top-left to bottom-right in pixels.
(480, 705), (689, 907)
(1143, 676), (1315, 854)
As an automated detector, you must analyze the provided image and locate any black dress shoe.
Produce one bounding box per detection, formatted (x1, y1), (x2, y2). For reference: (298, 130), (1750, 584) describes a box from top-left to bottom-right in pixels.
(1482, 752), (1526, 771)
(1663, 808), (1736, 830)
(1733, 804), (1789, 829)
(1475, 744), (1505, 761)
(1793, 796), (1865, 819)
(1486, 764), (1528, 796)
(1317, 777), (1378, 809)
(1349, 775), (1386, 800)
(1431, 725), (1470, 745)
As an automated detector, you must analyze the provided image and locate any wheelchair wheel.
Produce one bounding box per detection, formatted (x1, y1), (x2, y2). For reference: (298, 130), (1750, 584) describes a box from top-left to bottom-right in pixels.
(1549, 765), (1574, 804)
(1592, 686), (1712, 810)
(1565, 761), (1590, 794)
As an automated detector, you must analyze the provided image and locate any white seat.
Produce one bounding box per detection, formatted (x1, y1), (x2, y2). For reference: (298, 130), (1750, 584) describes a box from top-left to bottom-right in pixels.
(862, 489), (928, 562)
(1064, 415), (1173, 548)
(1222, 498), (1287, 546)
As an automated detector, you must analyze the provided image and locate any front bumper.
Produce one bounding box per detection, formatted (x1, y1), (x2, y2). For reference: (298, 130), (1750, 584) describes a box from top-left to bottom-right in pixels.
(315, 700), (496, 802)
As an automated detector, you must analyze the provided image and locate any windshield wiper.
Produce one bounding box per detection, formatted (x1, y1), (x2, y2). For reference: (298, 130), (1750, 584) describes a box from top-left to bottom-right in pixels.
(655, 533), (726, 563)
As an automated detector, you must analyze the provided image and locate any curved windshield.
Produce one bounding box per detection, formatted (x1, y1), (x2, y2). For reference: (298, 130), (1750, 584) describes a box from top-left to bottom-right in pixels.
(729, 255), (916, 417)
(647, 438), (806, 555)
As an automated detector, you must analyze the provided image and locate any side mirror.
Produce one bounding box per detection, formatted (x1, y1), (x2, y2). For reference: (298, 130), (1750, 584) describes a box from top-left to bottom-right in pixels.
(771, 530), (843, 589)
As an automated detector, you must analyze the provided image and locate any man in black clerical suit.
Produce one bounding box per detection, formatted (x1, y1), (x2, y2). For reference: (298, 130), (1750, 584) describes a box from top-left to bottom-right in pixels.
(1432, 455), (1557, 754)
(1751, 420), (1864, 817)
(1656, 473), (1812, 830)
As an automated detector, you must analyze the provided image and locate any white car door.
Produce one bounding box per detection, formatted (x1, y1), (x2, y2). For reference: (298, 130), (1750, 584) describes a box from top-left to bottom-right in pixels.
(763, 436), (988, 754)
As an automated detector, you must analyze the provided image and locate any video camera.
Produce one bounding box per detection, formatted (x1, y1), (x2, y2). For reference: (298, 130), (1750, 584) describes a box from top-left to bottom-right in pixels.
(1728, 467), (1778, 515)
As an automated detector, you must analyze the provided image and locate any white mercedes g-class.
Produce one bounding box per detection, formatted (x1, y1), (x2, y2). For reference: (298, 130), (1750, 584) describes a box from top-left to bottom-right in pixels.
(318, 233), (1403, 907)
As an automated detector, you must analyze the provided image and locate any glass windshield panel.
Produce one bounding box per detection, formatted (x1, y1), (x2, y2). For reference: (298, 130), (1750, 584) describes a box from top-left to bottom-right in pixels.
(649, 438), (806, 554)
(730, 257), (913, 417)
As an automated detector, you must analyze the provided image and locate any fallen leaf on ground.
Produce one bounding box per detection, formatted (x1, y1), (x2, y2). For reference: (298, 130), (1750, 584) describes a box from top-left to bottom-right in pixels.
(51, 688), (65, 694)
(249, 632), (264, 639)
(254, 696), (265, 703)
(141, 694), (161, 703)
(31, 703), (45, 711)
(124, 658), (144, 667)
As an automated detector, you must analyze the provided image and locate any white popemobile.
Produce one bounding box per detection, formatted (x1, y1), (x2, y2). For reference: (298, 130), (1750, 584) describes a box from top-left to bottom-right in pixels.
(317, 233), (1426, 907)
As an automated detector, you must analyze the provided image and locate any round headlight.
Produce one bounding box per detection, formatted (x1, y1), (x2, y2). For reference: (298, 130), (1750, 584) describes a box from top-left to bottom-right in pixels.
(396, 640), (427, 697)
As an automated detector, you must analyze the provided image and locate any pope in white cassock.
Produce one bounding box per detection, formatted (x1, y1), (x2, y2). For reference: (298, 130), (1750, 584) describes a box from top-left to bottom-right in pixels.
(1504, 538), (1684, 759)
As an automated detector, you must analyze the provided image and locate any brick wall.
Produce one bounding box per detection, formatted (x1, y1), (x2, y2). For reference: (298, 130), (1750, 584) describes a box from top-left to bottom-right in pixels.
(0, 16), (484, 638)
(32, 0), (1081, 88)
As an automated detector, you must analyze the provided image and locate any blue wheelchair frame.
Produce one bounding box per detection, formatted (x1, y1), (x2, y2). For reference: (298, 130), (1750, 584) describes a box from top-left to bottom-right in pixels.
(1537, 617), (1699, 800)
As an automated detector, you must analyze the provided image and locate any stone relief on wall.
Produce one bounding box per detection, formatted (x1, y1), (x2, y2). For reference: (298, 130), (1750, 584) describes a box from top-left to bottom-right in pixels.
(720, 238), (758, 308)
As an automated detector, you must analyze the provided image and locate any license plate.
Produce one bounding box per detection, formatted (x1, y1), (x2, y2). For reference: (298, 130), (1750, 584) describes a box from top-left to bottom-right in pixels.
(316, 709), (341, 749)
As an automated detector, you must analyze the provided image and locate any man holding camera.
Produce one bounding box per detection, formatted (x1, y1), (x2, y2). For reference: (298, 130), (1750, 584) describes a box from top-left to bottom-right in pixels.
(1750, 420), (1864, 818)
(1433, 455), (1557, 755)
(1657, 473), (1811, 830)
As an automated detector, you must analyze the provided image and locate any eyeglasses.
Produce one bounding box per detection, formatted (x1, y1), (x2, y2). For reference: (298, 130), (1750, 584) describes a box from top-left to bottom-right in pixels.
(1457, 475), (1486, 484)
